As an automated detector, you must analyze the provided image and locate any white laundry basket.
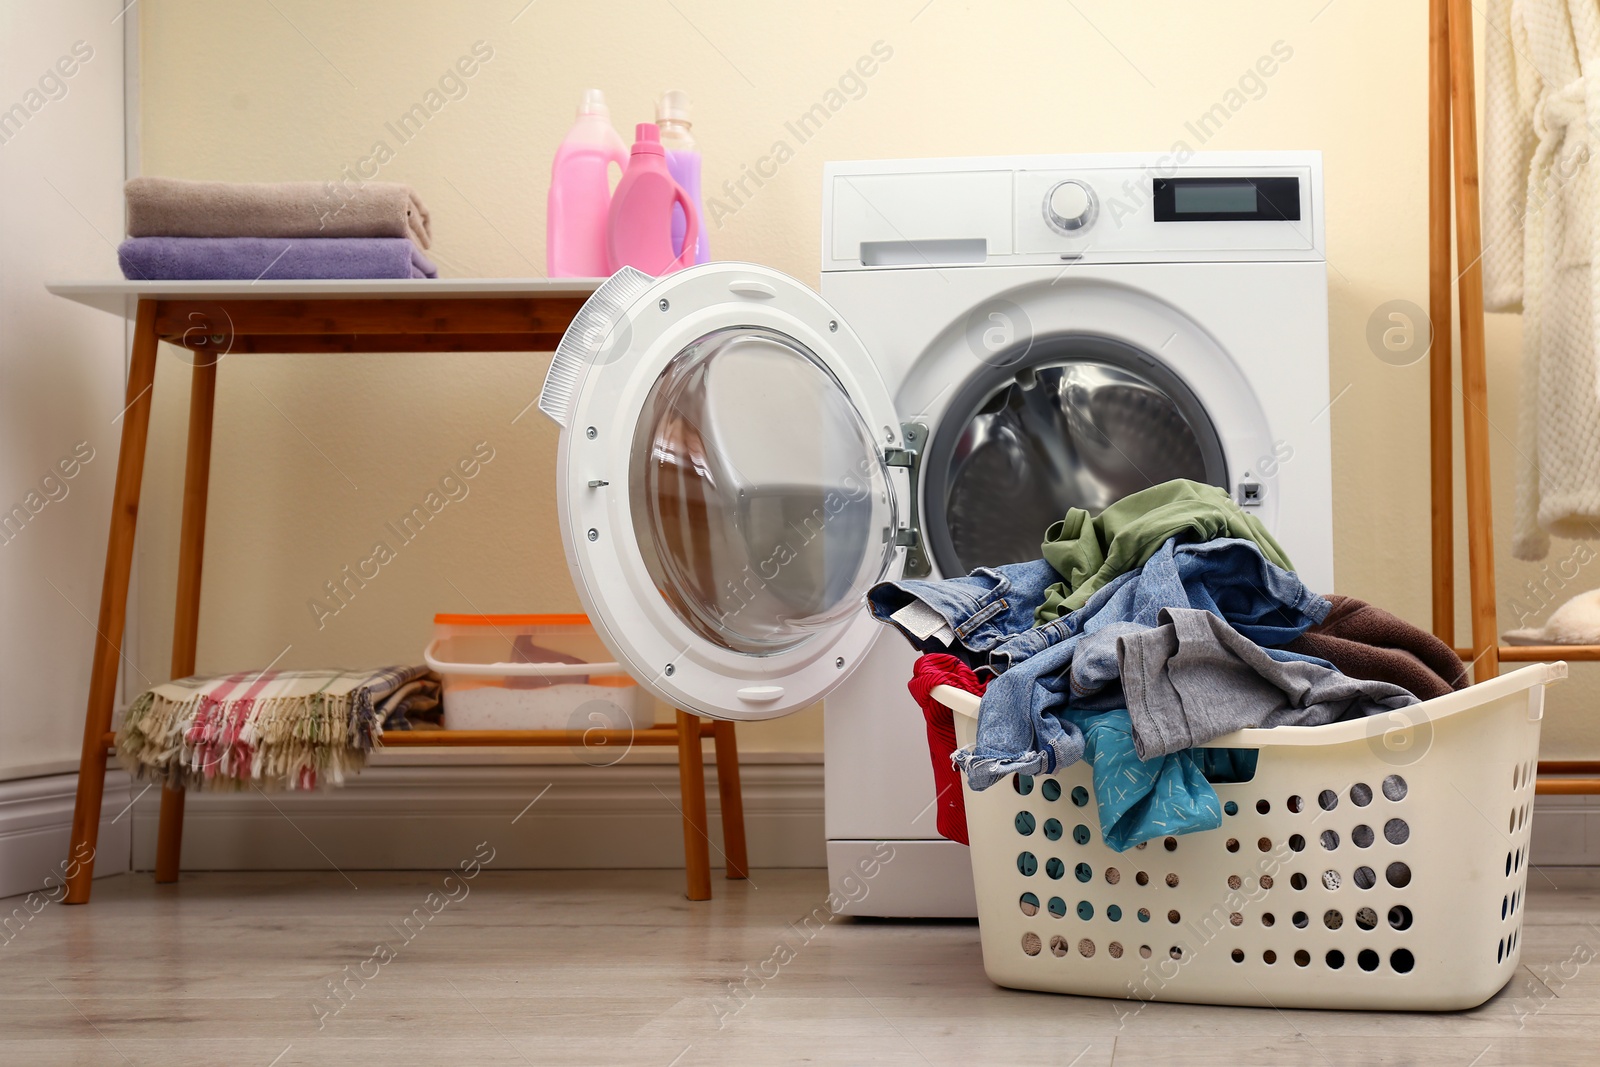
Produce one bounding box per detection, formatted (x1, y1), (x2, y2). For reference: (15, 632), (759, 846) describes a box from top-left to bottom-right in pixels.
(940, 661), (1566, 1011)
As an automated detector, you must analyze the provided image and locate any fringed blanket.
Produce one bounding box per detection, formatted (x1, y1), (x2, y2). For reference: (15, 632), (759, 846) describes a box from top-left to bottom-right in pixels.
(116, 666), (432, 791)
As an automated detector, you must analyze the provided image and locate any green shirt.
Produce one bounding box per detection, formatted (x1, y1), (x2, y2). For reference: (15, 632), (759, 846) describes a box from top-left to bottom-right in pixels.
(1034, 479), (1295, 624)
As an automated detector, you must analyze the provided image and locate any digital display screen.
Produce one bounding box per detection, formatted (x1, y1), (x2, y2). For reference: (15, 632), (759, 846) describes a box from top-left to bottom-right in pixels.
(1174, 182), (1258, 214)
(1152, 176), (1301, 222)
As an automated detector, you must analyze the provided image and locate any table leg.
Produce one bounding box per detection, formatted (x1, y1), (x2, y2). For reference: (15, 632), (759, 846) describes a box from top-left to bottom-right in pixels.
(676, 710), (712, 901)
(154, 348), (218, 883)
(153, 787), (186, 882)
(712, 721), (748, 880)
(65, 301), (161, 905)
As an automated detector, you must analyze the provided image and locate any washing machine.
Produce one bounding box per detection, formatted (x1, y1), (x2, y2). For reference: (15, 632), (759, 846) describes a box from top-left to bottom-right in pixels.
(535, 151), (1331, 917)
(820, 151), (1332, 915)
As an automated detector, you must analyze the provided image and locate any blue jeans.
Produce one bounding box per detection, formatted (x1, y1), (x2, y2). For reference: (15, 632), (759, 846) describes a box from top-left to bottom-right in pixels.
(867, 558), (1059, 666)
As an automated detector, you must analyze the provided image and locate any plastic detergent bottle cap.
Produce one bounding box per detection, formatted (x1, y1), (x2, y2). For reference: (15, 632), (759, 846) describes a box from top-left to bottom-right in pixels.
(656, 89), (692, 126)
(577, 88), (609, 117)
(631, 122), (664, 155)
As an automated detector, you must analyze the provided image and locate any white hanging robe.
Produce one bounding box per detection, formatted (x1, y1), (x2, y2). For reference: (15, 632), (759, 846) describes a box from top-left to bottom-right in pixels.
(1483, 0), (1600, 559)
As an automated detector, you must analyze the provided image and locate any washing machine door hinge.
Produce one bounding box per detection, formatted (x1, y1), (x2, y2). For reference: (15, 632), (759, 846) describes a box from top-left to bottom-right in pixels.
(883, 421), (931, 578)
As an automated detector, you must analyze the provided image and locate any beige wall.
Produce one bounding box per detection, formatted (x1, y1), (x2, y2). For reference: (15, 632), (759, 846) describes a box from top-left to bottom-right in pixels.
(1, 0), (128, 778)
(130, 0), (1597, 756)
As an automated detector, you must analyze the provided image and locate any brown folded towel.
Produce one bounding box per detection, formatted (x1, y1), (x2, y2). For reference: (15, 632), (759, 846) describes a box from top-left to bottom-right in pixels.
(125, 176), (432, 249)
(1281, 595), (1468, 700)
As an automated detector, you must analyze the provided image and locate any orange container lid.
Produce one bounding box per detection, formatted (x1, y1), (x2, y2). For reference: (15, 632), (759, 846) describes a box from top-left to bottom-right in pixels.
(445, 674), (635, 692)
(432, 612), (592, 627)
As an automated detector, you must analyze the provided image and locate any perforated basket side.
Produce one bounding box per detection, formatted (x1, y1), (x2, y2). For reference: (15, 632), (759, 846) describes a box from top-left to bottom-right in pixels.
(947, 664), (1557, 1011)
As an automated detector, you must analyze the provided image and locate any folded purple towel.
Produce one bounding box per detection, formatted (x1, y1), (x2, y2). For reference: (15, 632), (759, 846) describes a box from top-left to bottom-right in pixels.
(117, 237), (438, 281)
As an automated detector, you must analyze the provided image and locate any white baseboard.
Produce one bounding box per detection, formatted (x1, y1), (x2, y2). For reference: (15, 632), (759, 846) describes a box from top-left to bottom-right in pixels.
(0, 769), (132, 899)
(129, 758), (826, 872)
(1529, 795), (1600, 865)
(131, 782), (1600, 874)
(9, 761), (1594, 885)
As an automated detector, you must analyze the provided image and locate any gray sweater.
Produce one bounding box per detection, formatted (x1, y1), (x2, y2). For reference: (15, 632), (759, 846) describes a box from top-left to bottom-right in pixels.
(1119, 607), (1419, 760)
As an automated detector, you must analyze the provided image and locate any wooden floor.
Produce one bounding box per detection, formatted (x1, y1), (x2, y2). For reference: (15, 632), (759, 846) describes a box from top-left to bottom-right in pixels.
(3, 867), (1600, 1065)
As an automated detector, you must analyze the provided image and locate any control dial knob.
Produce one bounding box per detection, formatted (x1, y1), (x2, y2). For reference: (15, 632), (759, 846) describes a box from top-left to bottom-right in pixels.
(1044, 179), (1097, 234)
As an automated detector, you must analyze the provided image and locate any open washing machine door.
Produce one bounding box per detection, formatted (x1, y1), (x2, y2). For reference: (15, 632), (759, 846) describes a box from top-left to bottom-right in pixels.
(537, 263), (911, 721)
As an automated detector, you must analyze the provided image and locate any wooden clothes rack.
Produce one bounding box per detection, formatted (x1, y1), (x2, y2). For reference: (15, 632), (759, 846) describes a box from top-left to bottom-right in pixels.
(1430, 0), (1600, 793)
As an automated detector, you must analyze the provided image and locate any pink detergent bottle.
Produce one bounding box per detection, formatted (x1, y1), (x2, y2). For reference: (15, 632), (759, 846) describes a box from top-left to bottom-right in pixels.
(607, 123), (699, 276)
(547, 89), (628, 277)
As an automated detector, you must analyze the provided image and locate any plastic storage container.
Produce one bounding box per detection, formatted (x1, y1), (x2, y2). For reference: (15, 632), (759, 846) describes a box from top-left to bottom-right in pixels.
(425, 613), (653, 732)
(940, 661), (1567, 1011)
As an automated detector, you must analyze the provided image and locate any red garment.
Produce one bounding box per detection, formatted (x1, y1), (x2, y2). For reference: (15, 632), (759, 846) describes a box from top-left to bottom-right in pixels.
(907, 653), (986, 845)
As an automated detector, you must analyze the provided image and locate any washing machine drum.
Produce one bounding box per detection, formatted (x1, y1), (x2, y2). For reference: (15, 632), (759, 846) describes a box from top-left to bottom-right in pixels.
(922, 335), (1229, 577)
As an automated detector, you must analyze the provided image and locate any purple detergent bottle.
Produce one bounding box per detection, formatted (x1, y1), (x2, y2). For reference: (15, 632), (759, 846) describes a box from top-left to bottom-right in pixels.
(656, 90), (709, 264)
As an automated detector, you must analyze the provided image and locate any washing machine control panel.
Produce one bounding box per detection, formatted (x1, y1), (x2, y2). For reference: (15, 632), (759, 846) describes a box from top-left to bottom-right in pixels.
(1011, 164), (1318, 260)
(1043, 179), (1097, 234)
(823, 153), (1323, 269)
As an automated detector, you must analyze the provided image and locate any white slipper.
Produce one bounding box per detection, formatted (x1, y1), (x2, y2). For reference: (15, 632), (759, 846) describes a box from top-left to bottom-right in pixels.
(1503, 587), (1600, 645)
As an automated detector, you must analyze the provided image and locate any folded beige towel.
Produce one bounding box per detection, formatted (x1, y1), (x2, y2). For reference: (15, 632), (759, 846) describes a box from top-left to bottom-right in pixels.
(125, 176), (432, 249)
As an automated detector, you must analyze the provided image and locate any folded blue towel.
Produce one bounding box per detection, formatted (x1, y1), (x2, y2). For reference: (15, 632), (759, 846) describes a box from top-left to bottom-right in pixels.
(117, 236), (438, 280)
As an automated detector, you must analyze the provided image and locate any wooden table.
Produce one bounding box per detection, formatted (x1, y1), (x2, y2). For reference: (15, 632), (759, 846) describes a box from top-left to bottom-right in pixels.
(45, 279), (748, 903)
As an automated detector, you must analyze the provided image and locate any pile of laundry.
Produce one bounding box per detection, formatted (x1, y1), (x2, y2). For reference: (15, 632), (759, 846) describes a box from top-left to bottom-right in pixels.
(117, 176), (437, 280)
(872, 479), (1466, 851)
(115, 665), (440, 791)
